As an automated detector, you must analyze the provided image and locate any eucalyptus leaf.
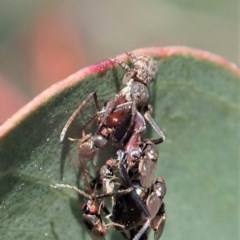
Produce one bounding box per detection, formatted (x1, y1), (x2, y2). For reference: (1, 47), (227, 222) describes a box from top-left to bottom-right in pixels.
(0, 47), (239, 240)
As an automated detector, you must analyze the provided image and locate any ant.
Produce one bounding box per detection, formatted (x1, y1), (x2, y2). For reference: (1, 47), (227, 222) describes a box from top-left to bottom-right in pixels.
(85, 138), (162, 239)
(59, 52), (165, 167)
(111, 177), (166, 240)
(50, 182), (133, 240)
(109, 139), (166, 240)
(84, 143), (163, 239)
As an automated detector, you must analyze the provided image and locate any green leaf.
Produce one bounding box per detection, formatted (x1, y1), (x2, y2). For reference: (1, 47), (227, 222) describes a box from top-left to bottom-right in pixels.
(0, 47), (239, 240)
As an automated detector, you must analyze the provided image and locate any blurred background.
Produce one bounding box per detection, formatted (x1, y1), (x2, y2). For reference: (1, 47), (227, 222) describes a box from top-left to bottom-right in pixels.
(0, 0), (238, 122)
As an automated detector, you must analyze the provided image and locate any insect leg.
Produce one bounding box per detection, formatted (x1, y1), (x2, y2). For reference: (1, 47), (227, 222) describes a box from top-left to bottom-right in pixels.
(144, 110), (165, 143)
(60, 92), (99, 142)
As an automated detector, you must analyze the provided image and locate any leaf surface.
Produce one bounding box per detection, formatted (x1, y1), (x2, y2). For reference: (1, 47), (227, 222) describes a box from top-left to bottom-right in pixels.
(0, 47), (239, 240)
